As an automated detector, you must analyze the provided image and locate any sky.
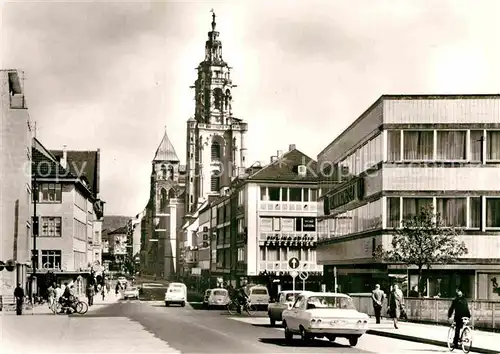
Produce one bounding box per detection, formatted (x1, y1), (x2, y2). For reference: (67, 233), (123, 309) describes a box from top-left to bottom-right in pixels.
(2, 0), (500, 216)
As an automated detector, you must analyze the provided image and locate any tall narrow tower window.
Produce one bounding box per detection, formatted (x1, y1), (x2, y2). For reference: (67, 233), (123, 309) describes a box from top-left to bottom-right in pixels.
(225, 90), (231, 110)
(213, 88), (223, 110)
(160, 188), (168, 213)
(161, 165), (167, 180)
(167, 165), (174, 180)
(210, 173), (220, 192)
(211, 141), (221, 160)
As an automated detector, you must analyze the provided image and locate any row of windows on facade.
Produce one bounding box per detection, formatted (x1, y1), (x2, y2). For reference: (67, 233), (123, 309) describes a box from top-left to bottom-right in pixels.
(259, 247), (314, 262)
(34, 250), (87, 270)
(317, 197), (500, 238)
(321, 130), (500, 183)
(260, 217), (317, 233)
(34, 183), (89, 212)
(260, 187), (318, 202)
(33, 217), (91, 239)
(214, 246), (246, 268)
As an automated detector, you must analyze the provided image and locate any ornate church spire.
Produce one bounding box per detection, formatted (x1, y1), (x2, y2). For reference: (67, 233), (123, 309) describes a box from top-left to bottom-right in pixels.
(205, 9), (224, 64)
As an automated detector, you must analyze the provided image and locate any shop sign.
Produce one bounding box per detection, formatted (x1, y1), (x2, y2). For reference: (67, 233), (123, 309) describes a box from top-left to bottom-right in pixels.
(324, 178), (364, 212)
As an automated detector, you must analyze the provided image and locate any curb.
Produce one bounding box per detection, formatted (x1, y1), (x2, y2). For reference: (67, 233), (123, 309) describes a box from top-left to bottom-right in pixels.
(367, 329), (498, 354)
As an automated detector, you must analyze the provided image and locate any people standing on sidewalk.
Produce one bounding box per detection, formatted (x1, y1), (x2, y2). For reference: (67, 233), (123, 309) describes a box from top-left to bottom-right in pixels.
(86, 283), (95, 306)
(14, 283), (25, 316)
(371, 284), (386, 324)
(388, 284), (404, 329)
(448, 288), (471, 349)
(47, 283), (56, 308)
(55, 283), (63, 306)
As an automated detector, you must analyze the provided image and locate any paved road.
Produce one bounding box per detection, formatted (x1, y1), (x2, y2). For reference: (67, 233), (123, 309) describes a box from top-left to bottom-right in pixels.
(84, 300), (459, 353)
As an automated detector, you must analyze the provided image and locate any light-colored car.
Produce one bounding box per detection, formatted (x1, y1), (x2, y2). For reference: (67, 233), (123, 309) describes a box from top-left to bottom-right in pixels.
(268, 291), (311, 326)
(117, 277), (128, 286)
(123, 286), (139, 299)
(164, 282), (187, 307)
(203, 288), (229, 309)
(282, 292), (369, 347)
(245, 285), (270, 308)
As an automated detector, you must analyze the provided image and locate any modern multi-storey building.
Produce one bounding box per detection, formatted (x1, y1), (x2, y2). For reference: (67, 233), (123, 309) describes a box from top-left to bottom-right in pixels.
(32, 138), (104, 292)
(0, 69), (33, 293)
(184, 12), (248, 215)
(208, 145), (323, 292)
(316, 94), (500, 299)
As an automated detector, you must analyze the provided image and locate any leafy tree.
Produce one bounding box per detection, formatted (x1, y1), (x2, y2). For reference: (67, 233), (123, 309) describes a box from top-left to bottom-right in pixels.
(374, 204), (468, 297)
(123, 253), (140, 276)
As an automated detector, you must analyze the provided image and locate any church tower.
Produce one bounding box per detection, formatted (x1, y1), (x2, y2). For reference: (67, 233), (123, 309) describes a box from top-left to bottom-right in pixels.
(149, 128), (186, 279)
(185, 12), (248, 214)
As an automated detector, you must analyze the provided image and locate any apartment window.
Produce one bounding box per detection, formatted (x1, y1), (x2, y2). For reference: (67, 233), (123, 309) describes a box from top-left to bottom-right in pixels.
(437, 131), (466, 160)
(310, 189), (318, 202)
(387, 130), (401, 161)
(75, 190), (86, 211)
(260, 187), (268, 201)
(41, 250), (61, 269)
(74, 219), (86, 241)
(268, 187), (280, 201)
(211, 141), (221, 160)
(281, 188), (288, 201)
(402, 198), (433, 218)
(259, 247), (266, 261)
(210, 174), (220, 192)
(40, 217), (62, 237)
(289, 188), (302, 202)
(436, 198), (466, 227)
(295, 218), (303, 231)
(38, 183), (62, 202)
(303, 188), (309, 202)
(386, 197), (400, 228)
(470, 131), (483, 161)
(237, 247), (245, 262)
(403, 131), (433, 160)
(487, 131), (500, 160)
(469, 197), (481, 228)
(267, 249), (278, 261)
(486, 198), (500, 228)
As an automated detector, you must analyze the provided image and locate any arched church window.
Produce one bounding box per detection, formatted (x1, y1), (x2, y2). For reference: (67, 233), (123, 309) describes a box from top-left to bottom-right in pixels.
(211, 141), (221, 160)
(161, 165), (167, 180)
(213, 88), (223, 110)
(210, 173), (220, 192)
(160, 188), (168, 213)
(167, 165), (174, 180)
(168, 189), (176, 199)
(225, 90), (231, 110)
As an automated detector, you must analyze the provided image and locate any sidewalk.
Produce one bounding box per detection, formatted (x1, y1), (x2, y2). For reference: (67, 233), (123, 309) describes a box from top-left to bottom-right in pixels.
(368, 319), (500, 354)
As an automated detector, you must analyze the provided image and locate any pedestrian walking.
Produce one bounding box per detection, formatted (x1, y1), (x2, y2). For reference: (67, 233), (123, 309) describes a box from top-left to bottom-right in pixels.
(47, 283), (56, 308)
(86, 283), (95, 306)
(371, 284), (385, 324)
(388, 284), (404, 329)
(55, 283), (63, 305)
(14, 283), (25, 316)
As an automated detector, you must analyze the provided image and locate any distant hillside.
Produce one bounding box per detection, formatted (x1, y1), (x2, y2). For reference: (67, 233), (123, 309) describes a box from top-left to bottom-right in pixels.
(103, 215), (131, 231)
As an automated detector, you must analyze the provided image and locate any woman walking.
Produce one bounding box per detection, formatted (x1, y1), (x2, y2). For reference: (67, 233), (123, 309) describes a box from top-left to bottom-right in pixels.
(388, 284), (404, 329)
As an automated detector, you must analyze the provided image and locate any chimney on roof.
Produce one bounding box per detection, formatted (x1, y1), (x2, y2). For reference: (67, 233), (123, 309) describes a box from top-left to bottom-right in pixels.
(277, 150), (283, 158)
(61, 144), (68, 169)
(289, 144), (296, 152)
(270, 156), (278, 163)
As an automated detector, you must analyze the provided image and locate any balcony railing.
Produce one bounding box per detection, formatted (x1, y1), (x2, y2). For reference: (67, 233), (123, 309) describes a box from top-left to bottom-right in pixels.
(259, 201), (318, 213)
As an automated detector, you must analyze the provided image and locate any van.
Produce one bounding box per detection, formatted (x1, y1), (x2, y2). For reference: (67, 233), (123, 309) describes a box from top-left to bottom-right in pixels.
(164, 282), (187, 307)
(247, 285), (270, 308)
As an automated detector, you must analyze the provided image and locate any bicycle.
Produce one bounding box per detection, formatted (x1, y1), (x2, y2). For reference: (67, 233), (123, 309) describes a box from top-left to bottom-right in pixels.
(447, 317), (473, 353)
(227, 299), (256, 316)
(54, 297), (89, 315)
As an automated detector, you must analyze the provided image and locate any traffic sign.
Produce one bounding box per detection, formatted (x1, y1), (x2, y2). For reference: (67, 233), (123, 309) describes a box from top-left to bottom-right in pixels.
(290, 270), (299, 278)
(288, 257), (300, 269)
(299, 271), (309, 281)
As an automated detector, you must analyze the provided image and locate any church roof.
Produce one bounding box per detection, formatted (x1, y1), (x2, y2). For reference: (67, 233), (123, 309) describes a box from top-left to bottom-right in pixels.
(153, 130), (179, 162)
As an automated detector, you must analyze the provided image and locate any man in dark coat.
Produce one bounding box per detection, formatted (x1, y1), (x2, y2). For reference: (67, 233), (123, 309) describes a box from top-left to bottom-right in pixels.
(448, 288), (471, 348)
(371, 284), (386, 324)
(14, 283), (25, 315)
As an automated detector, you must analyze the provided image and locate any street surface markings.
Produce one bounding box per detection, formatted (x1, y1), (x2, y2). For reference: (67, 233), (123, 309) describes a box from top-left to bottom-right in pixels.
(228, 316), (284, 330)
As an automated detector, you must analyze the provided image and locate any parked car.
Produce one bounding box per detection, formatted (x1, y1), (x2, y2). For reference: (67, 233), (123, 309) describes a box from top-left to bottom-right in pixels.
(122, 286), (139, 300)
(203, 288), (229, 309)
(117, 277), (128, 286)
(268, 291), (310, 326)
(245, 285), (270, 309)
(282, 292), (369, 347)
(164, 282), (187, 307)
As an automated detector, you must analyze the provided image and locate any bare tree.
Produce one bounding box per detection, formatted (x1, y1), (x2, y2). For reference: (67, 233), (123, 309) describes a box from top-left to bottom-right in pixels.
(375, 204), (468, 297)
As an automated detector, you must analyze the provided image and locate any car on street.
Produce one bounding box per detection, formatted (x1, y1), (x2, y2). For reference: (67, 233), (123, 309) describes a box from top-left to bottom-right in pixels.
(203, 288), (230, 309)
(282, 292), (369, 347)
(165, 282), (187, 307)
(268, 290), (312, 326)
(245, 285), (270, 309)
(123, 286), (139, 300)
(117, 276), (128, 286)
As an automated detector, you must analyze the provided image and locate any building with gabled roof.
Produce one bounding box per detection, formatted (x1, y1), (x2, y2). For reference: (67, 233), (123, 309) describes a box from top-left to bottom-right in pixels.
(183, 144), (323, 295)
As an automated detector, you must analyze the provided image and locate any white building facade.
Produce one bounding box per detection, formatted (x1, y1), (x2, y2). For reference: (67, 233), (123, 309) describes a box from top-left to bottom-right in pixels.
(316, 95), (500, 300)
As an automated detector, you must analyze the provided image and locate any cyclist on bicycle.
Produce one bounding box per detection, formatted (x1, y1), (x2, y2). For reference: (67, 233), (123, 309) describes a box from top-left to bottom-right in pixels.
(235, 287), (249, 314)
(448, 288), (471, 349)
